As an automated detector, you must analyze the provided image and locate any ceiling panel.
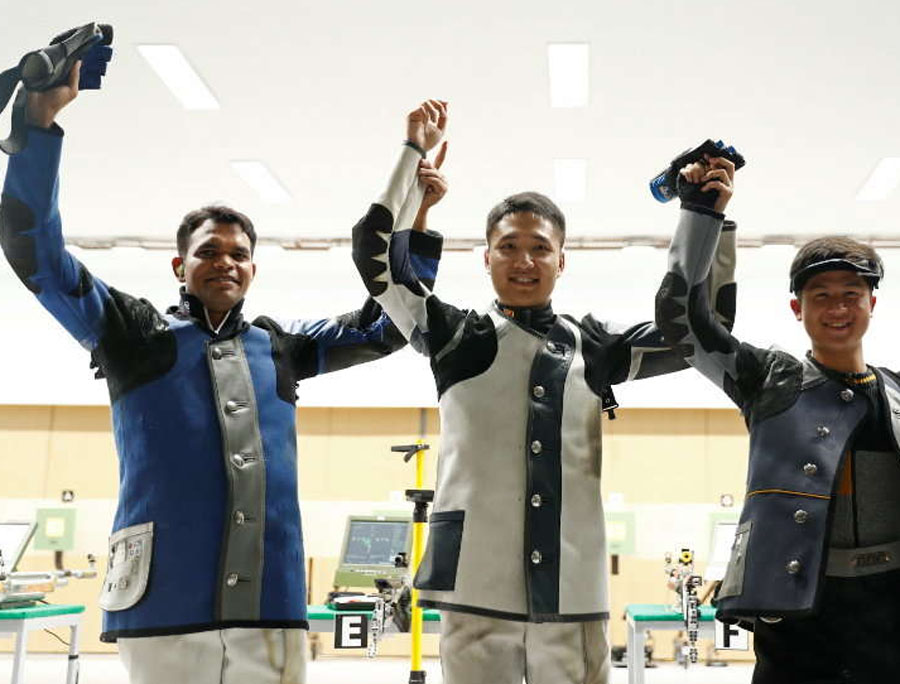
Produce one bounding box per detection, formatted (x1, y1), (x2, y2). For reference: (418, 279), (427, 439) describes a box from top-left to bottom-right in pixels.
(1, 0), (898, 246)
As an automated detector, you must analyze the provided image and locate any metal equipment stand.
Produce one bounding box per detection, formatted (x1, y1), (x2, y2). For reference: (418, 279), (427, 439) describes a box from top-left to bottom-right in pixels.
(391, 441), (433, 684)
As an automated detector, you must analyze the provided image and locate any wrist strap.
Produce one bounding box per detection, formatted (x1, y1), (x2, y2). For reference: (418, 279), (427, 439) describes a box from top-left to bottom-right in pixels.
(403, 139), (426, 158)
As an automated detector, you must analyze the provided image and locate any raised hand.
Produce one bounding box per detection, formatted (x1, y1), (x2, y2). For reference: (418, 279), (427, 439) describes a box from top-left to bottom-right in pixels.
(406, 99), (447, 153)
(26, 60), (81, 129)
(679, 155), (736, 214)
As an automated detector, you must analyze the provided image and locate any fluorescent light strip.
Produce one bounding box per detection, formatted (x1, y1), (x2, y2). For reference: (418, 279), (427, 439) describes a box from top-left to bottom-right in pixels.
(857, 157), (900, 201)
(554, 158), (588, 202)
(547, 43), (590, 108)
(137, 45), (220, 110)
(230, 161), (292, 204)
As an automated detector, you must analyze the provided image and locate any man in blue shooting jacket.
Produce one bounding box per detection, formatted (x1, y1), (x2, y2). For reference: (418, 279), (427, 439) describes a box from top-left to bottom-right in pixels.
(0, 62), (446, 683)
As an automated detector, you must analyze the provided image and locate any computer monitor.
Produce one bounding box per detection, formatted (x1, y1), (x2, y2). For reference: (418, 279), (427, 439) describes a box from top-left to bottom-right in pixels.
(0, 521), (37, 573)
(333, 515), (413, 588)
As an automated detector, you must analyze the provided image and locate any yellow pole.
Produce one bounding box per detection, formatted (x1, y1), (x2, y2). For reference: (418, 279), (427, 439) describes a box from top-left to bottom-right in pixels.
(410, 438), (426, 674)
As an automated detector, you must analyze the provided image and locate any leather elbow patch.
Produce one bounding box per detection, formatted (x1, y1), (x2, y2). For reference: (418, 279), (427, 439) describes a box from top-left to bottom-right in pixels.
(68, 263), (95, 298)
(715, 282), (737, 331)
(655, 272), (688, 344)
(351, 205), (393, 297)
(0, 194), (41, 293)
(688, 283), (733, 354)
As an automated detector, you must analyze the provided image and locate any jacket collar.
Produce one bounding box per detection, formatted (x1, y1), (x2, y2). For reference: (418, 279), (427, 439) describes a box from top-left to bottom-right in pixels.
(494, 300), (557, 336)
(168, 288), (248, 338)
(803, 352), (875, 390)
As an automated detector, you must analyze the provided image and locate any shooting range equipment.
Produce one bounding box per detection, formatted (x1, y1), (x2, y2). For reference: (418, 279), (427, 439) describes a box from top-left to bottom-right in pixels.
(664, 548), (703, 667)
(0, 520), (96, 608)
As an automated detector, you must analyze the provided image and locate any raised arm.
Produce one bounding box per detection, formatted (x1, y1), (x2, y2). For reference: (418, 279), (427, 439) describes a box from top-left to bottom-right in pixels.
(655, 157), (758, 405)
(578, 218), (736, 385)
(1, 63), (113, 350)
(353, 100), (471, 357)
(258, 110), (448, 377)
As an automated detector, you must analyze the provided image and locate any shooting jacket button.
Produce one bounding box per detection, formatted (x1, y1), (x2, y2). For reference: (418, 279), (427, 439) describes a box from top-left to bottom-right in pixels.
(532, 385), (546, 399)
(530, 550), (543, 565)
(786, 559), (802, 575)
(530, 440), (543, 455)
(234, 510), (246, 525)
(793, 509), (809, 524)
(840, 388), (854, 402)
(816, 425), (830, 438)
(211, 346), (223, 360)
(530, 494), (543, 508)
(230, 453), (245, 468)
(226, 573), (239, 587)
(803, 462), (818, 476)
(225, 400), (239, 413)
(892, 407), (900, 416)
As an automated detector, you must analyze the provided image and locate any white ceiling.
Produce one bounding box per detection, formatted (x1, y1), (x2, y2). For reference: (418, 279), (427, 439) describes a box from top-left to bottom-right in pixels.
(2, 0), (900, 244)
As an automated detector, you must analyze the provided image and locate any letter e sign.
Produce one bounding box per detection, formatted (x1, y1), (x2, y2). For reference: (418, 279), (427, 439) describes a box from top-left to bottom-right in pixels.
(335, 613), (369, 648)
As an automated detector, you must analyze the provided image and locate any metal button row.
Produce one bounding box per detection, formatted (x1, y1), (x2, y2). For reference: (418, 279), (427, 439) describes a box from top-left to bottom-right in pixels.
(226, 573), (240, 587)
(531, 440), (543, 455)
(531, 494), (542, 508)
(816, 425), (830, 438)
(803, 462), (818, 476)
(531, 550), (542, 565)
(211, 347), (224, 360)
(533, 385), (546, 399)
(793, 509), (809, 524)
(786, 559), (802, 575)
(840, 389), (854, 402)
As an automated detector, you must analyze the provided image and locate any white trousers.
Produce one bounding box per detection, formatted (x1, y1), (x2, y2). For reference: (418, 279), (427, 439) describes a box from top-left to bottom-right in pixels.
(439, 611), (610, 684)
(118, 627), (307, 684)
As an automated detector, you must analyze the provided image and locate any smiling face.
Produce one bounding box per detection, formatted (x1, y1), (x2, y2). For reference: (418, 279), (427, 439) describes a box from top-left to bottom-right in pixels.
(791, 270), (875, 367)
(484, 212), (565, 308)
(172, 220), (256, 321)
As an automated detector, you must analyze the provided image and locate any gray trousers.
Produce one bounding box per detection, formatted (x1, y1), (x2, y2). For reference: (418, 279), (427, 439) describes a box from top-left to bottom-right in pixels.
(118, 628), (307, 684)
(439, 611), (610, 684)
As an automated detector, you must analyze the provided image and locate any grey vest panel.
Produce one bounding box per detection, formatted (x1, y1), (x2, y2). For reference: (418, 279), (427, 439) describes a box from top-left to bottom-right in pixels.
(206, 338), (267, 620)
(417, 312), (609, 621)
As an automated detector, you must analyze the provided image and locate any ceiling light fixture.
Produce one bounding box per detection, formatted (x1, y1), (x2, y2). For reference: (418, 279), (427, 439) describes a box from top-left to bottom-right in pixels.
(547, 43), (590, 108)
(137, 44), (220, 110)
(856, 157), (900, 201)
(230, 160), (292, 204)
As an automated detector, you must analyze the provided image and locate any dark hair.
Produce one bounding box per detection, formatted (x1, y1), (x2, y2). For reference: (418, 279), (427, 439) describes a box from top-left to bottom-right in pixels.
(790, 236), (883, 293)
(176, 205), (257, 257)
(485, 192), (566, 246)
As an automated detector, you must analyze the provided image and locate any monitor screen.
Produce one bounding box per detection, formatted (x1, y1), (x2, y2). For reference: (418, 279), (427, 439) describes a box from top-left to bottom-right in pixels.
(0, 521), (36, 573)
(342, 519), (411, 567)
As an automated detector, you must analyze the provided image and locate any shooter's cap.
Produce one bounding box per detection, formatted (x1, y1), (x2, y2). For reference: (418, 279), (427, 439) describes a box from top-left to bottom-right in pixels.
(790, 256), (884, 293)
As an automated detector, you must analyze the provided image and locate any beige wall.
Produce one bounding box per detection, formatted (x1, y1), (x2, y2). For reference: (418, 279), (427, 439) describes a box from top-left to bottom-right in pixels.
(0, 405), (753, 661)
